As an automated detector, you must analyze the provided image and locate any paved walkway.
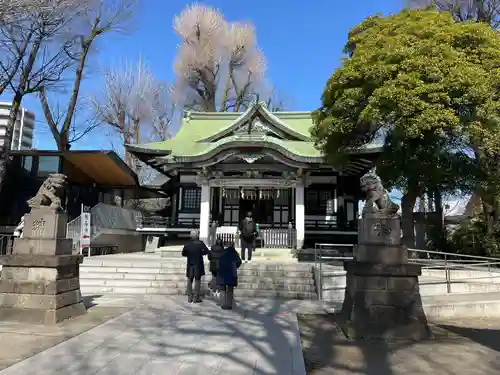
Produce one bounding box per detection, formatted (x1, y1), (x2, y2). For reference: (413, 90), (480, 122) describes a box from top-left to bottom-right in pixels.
(0, 296), (307, 375)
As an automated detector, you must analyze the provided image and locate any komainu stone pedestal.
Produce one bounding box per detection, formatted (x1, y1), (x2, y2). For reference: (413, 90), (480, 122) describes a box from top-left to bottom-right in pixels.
(340, 217), (432, 340)
(0, 208), (87, 324)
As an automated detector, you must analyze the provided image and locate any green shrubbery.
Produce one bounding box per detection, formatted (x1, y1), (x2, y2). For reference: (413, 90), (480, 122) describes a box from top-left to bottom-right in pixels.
(448, 217), (500, 257)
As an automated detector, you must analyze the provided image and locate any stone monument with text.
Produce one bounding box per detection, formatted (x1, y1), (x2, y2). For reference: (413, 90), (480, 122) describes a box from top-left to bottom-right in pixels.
(340, 171), (431, 340)
(0, 173), (87, 324)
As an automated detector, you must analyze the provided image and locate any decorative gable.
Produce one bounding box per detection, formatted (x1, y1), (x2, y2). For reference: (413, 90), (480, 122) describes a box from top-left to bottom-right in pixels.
(198, 101), (310, 143)
(232, 116), (284, 139)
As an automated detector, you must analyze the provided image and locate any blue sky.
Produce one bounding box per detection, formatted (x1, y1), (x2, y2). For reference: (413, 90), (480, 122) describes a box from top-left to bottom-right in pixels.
(0, 0), (405, 150)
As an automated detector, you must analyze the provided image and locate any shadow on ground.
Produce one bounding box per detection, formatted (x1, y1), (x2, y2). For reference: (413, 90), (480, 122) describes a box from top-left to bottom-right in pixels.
(0, 296), (311, 374)
(5, 294), (500, 375)
(82, 294), (103, 309)
(298, 314), (500, 375)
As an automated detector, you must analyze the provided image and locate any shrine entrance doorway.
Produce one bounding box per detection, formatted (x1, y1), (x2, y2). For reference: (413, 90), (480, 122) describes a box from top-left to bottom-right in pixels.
(237, 188), (273, 224)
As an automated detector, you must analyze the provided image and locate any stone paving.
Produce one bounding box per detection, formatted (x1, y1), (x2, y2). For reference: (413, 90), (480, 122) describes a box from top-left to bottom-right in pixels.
(0, 305), (130, 371)
(0, 296), (308, 375)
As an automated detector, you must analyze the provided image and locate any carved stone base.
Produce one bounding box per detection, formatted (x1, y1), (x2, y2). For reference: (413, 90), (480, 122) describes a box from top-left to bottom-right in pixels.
(354, 244), (408, 265)
(23, 208), (67, 240)
(0, 208), (86, 324)
(341, 261), (432, 341)
(0, 302), (87, 324)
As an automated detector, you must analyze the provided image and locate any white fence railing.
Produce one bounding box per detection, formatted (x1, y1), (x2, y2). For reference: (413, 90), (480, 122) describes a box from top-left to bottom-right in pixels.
(66, 215), (84, 251)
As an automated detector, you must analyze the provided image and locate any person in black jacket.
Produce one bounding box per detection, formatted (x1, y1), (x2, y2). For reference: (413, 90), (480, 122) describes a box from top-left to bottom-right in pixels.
(208, 237), (224, 296)
(239, 211), (257, 263)
(182, 230), (209, 303)
(216, 241), (242, 310)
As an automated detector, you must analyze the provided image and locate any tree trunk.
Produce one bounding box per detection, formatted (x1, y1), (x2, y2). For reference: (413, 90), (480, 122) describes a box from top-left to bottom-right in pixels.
(0, 37), (41, 190)
(432, 187), (446, 250)
(427, 191), (433, 212)
(123, 133), (133, 168)
(59, 37), (94, 149)
(401, 190), (417, 248)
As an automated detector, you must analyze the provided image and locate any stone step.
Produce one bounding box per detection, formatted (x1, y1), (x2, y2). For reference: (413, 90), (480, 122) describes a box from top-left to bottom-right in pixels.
(80, 266), (314, 279)
(79, 278), (317, 292)
(160, 251), (184, 258)
(79, 255), (318, 300)
(319, 281), (500, 301)
(79, 286), (317, 300)
(423, 291), (500, 318)
(81, 261), (313, 272)
(422, 269), (500, 283)
(79, 272), (316, 285)
(159, 246), (296, 255)
(324, 291), (500, 318)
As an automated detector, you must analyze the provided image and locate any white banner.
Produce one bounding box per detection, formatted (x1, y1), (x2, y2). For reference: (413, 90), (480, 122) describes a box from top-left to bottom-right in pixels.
(80, 205), (91, 253)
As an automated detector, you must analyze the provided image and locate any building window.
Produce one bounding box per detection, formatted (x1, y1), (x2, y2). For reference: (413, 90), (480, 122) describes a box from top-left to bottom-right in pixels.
(22, 156), (33, 173)
(305, 188), (333, 214)
(181, 186), (201, 211)
(38, 156), (60, 175)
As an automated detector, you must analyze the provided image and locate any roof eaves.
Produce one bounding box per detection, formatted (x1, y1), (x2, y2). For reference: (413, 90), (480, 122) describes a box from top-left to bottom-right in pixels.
(168, 137), (324, 164)
(125, 144), (172, 156)
(103, 151), (140, 186)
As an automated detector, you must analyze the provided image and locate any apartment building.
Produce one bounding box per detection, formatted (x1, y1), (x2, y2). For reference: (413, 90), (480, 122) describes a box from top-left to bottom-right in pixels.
(0, 102), (35, 150)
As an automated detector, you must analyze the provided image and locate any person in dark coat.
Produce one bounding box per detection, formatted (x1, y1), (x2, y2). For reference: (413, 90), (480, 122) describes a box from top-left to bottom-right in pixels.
(208, 237), (225, 296)
(216, 241), (242, 310)
(239, 211), (257, 263)
(182, 230), (209, 303)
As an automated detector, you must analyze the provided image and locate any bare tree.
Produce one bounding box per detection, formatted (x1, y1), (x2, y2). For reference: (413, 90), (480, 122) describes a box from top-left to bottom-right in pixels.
(92, 57), (175, 173)
(407, 0), (500, 28)
(38, 0), (136, 151)
(0, 0), (93, 189)
(172, 4), (267, 112)
(0, 0), (88, 96)
(0, 0), (53, 25)
(262, 85), (291, 112)
(148, 81), (175, 141)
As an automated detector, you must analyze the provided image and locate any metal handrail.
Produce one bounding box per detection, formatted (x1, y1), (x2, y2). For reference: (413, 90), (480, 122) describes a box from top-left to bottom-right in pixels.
(313, 244), (500, 299)
(0, 234), (14, 255)
(408, 247), (500, 261)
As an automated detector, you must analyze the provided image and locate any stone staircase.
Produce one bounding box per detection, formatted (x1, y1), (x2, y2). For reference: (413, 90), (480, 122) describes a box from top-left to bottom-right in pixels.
(79, 253), (317, 300)
(159, 245), (297, 261)
(317, 264), (500, 301)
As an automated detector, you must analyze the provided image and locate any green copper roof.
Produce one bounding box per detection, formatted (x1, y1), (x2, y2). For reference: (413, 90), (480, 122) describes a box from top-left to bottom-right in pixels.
(131, 102), (318, 159)
(127, 102), (381, 163)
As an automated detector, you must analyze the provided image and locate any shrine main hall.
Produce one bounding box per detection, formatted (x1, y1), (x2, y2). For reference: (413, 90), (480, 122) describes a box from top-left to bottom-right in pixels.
(127, 101), (381, 249)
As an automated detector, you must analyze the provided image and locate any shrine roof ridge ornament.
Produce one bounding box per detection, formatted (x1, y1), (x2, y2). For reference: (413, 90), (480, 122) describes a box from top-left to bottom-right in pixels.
(198, 100), (311, 143)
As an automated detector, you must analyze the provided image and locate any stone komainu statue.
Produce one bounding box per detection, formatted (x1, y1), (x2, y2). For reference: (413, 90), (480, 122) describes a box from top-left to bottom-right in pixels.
(360, 171), (399, 218)
(27, 173), (67, 211)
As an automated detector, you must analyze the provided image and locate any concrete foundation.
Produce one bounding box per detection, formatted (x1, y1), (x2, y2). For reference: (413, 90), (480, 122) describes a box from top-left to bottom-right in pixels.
(340, 217), (432, 340)
(0, 208), (86, 324)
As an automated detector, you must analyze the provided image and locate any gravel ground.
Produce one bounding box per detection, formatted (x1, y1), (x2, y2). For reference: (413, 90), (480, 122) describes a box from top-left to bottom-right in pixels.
(297, 314), (500, 375)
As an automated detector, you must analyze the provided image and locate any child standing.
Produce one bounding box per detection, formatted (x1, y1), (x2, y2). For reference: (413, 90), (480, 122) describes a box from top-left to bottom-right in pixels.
(208, 238), (224, 296)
